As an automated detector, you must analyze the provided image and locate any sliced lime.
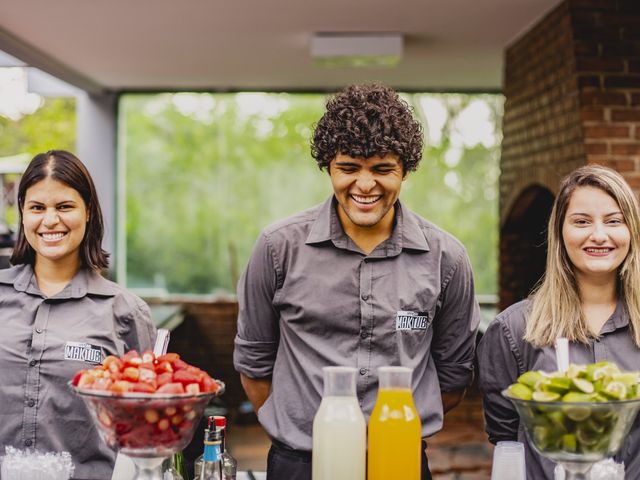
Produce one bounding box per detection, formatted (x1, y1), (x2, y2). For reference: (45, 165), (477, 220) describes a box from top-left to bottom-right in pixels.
(566, 364), (587, 379)
(562, 433), (577, 452)
(571, 378), (595, 394)
(518, 371), (544, 389)
(533, 425), (552, 450)
(562, 392), (593, 402)
(546, 410), (568, 433)
(545, 377), (571, 394)
(576, 425), (599, 447)
(602, 381), (627, 400)
(532, 391), (561, 402)
(587, 361), (620, 381)
(612, 372), (640, 387)
(562, 392), (592, 421)
(583, 417), (606, 434)
(507, 383), (533, 400)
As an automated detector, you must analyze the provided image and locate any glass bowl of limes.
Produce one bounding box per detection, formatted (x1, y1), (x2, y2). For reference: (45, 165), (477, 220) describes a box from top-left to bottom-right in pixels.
(503, 362), (640, 479)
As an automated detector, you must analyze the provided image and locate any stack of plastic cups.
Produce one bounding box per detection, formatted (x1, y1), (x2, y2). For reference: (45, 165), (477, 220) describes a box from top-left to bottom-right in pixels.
(491, 441), (526, 480)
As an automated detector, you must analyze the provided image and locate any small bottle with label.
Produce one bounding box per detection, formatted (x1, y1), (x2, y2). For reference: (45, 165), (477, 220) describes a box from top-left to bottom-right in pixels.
(198, 420), (223, 480)
(214, 417), (238, 480)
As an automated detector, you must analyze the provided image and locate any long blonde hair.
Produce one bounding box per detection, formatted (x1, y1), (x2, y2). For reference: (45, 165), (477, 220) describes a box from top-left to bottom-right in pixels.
(525, 165), (640, 347)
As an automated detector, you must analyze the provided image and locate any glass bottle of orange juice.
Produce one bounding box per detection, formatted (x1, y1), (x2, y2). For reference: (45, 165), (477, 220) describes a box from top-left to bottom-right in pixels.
(367, 366), (421, 480)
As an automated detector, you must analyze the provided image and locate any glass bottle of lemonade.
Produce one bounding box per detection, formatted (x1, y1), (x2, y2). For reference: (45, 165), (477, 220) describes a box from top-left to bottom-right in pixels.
(368, 366), (421, 480)
(312, 366), (366, 480)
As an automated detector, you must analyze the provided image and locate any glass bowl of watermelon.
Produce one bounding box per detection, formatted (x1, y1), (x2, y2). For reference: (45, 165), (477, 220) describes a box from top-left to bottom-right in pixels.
(70, 350), (224, 458)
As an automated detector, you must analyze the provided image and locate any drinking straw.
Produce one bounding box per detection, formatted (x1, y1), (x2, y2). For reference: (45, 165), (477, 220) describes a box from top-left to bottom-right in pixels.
(554, 337), (569, 373)
(153, 328), (170, 356)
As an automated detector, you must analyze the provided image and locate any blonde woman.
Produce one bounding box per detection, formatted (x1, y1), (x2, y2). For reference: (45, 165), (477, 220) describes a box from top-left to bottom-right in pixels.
(478, 165), (640, 479)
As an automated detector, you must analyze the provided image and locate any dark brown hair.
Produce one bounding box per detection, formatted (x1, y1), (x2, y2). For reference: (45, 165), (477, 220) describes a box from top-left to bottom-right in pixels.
(311, 83), (423, 174)
(11, 150), (109, 270)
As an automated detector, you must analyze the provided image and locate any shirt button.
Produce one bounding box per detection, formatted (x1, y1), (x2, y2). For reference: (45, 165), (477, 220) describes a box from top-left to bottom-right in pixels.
(35, 328), (43, 334)
(24, 439), (33, 447)
(359, 368), (367, 375)
(360, 330), (368, 339)
(29, 360), (37, 367)
(361, 293), (369, 301)
(27, 399), (35, 407)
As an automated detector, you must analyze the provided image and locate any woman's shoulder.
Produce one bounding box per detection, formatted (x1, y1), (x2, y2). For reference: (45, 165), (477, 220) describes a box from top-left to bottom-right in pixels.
(486, 299), (531, 345)
(84, 270), (149, 314)
(0, 263), (31, 284)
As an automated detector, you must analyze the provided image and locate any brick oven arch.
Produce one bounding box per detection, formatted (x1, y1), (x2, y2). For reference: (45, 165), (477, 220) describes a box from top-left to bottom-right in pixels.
(499, 184), (555, 311)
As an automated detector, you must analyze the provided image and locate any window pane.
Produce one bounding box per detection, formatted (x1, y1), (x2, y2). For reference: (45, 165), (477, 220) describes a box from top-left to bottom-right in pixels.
(120, 92), (501, 296)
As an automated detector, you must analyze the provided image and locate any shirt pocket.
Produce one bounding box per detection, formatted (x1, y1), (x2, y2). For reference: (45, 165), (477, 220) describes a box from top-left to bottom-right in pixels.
(393, 310), (435, 364)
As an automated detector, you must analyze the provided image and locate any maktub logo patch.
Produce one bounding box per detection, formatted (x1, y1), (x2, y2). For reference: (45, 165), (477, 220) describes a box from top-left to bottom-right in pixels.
(64, 341), (103, 364)
(395, 311), (431, 331)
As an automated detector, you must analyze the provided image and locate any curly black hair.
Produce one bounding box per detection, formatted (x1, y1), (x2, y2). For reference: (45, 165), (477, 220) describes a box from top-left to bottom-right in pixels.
(311, 83), (423, 174)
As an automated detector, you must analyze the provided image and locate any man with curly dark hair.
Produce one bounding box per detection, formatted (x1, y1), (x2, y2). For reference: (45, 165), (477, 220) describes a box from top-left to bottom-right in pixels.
(234, 83), (480, 480)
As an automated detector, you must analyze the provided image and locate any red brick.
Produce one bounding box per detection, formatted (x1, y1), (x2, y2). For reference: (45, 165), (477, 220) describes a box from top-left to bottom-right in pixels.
(580, 106), (605, 121)
(577, 75), (601, 89)
(602, 42), (640, 58)
(576, 58), (624, 72)
(571, 11), (601, 27)
(584, 125), (630, 138)
(611, 109), (640, 121)
(600, 12), (640, 27)
(604, 75), (640, 88)
(613, 159), (638, 171)
(572, 26), (622, 42)
(580, 91), (628, 106)
(623, 175), (640, 188)
(585, 142), (608, 154)
(611, 144), (640, 155)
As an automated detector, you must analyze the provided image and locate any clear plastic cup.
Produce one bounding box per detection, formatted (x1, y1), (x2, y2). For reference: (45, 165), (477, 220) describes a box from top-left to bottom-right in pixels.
(491, 441), (526, 480)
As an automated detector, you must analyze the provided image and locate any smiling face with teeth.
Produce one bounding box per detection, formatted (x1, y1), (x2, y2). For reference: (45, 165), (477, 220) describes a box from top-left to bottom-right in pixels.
(22, 177), (88, 269)
(329, 153), (404, 239)
(562, 186), (630, 284)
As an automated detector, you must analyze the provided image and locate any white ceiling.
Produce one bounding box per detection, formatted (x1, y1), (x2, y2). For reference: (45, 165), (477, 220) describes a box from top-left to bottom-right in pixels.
(0, 0), (561, 93)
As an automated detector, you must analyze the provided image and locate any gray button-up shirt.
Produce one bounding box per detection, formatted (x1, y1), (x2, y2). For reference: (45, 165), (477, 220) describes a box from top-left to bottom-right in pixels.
(478, 299), (640, 480)
(0, 264), (156, 480)
(234, 197), (480, 450)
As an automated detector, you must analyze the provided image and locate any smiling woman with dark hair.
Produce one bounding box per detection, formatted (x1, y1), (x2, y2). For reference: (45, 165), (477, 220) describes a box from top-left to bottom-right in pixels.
(0, 150), (156, 479)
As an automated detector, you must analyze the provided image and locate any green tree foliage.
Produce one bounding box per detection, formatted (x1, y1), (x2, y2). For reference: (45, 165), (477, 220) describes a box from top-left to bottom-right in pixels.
(0, 97), (76, 228)
(122, 93), (330, 293)
(122, 92), (502, 295)
(0, 97), (76, 156)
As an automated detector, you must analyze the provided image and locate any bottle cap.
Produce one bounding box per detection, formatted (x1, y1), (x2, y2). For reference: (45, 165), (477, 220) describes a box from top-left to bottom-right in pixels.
(214, 416), (226, 429)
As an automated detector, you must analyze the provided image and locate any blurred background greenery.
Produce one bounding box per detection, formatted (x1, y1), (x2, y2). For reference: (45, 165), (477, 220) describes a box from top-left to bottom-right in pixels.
(1, 91), (502, 296)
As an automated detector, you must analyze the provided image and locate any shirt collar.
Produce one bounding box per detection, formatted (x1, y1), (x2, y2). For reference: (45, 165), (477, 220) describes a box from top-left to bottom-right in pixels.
(0, 263), (119, 298)
(600, 298), (630, 334)
(305, 196), (430, 255)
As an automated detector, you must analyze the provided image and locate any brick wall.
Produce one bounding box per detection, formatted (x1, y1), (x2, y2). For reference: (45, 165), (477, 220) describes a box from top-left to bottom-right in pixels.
(500, 0), (640, 308)
(574, 0), (640, 186)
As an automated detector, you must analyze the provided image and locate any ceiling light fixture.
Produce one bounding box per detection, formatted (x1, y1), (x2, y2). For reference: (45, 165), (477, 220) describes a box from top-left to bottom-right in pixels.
(310, 32), (403, 68)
